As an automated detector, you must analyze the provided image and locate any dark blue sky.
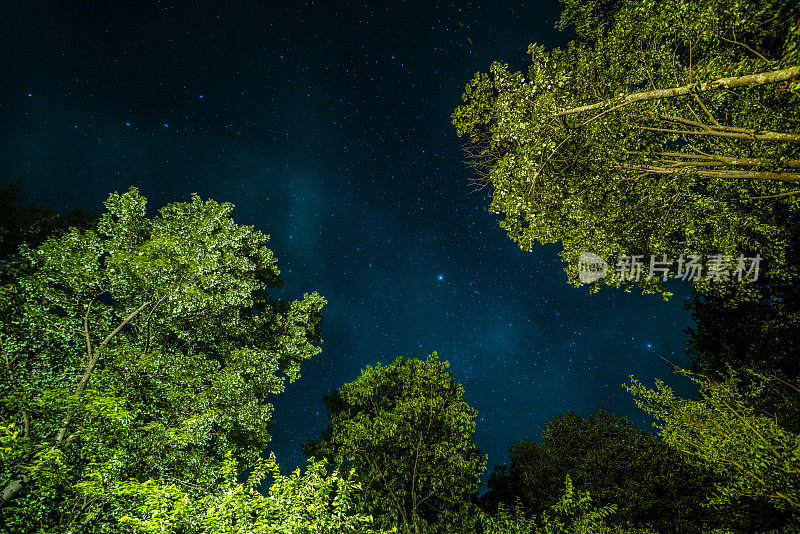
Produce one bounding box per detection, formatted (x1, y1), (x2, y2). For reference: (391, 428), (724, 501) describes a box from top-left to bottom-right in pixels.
(1, 1), (696, 482)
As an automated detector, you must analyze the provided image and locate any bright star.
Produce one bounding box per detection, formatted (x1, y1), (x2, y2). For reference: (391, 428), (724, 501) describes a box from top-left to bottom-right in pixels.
(437, 274), (444, 281)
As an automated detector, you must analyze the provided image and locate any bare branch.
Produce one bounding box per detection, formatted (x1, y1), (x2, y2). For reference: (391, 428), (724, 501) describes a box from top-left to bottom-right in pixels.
(627, 151), (800, 168)
(635, 125), (800, 142)
(552, 65), (800, 118)
(56, 299), (153, 444)
(635, 165), (800, 182)
(720, 35), (770, 63)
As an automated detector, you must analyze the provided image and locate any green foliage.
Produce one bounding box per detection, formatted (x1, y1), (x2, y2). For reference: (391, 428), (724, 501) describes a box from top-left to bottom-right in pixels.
(452, 0), (800, 299)
(443, 476), (654, 534)
(0, 187), (325, 532)
(684, 279), (800, 436)
(305, 353), (486, 533)
(536, 476), (618, 534)
(686, 286), (800, 383)
(483, 410), (714, 533)
(89, 452), (392, 534)
(683, 221), (800, 436)
(0, 180), (99, 284)
(626, 368), (800, 530)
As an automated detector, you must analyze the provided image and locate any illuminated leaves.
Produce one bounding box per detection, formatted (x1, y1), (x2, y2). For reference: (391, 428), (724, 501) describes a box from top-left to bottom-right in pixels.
(626, 369), (800, 513)
(306, 353), (485, 532)
(0, 188), (325, 531)
(452, 0), (800, 299)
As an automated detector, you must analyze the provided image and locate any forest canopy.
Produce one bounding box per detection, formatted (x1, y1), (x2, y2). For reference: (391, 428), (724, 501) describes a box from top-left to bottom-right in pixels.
(2, 0), (800, 532)
(0, 187), (326, 531)
(452, 0), (800, 298)
(2, 183), (800, 531)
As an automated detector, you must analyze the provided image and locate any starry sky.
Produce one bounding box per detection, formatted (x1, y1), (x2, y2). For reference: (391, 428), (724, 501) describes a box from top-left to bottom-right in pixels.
(1, 1), (697, 482)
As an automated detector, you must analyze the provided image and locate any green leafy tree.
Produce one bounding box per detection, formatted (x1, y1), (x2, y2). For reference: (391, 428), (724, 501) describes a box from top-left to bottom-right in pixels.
(0, 187), (325, 532)
(683, 264), (800, 435)
(482, 410), (714, 533)
(80, 451), (393, 534)
(682, 205), (800, 368)
(441, 475), (655, 534)
(452, 0), (800, 298)
(0, 180), (99, 284)
(686, 286), (800, 383)
(534, 476), (619, 534)
(626, 367), (800, 531)
(304, 353), (486, 534)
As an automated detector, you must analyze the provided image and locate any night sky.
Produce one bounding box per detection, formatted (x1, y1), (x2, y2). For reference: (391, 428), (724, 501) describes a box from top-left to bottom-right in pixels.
(1, 1), (696, 483)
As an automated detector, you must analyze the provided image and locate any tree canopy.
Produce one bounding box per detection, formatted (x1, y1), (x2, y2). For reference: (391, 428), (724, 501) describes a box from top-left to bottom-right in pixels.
(4, 0), (800, 531)
(304, 353), (486, 534)
(3, 182), (800, 531)
(0, 187), (325, 532)
(627, 367), (800, 531)
(482, 410), (714, 533)
(66, 449), (391, 534)
(452, 0), (800, 298)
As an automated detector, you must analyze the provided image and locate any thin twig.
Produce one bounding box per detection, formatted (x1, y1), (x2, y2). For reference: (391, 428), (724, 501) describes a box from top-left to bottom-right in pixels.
(746, 190), (800, 200)
(720, 36), (770, 63)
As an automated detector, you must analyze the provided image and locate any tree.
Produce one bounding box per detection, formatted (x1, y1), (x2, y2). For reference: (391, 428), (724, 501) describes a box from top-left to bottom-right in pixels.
(74, 449), (392, 534)
(452, 0), (800, 298)
(0, 187), (326, 532)
(626, 367), (800, 531)
(0, 180), (99, 284)
(439, 475), (657, 534)
(304, 353), (486, 534)
(681, 221), (800, 433)
(682, 251), (800, 435)
(482, 410), (715, 533)
(686, 284), (800, 384)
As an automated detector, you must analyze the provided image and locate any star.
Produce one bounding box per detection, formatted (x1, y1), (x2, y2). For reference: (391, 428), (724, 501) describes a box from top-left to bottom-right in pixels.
(437, 274), (444, 281)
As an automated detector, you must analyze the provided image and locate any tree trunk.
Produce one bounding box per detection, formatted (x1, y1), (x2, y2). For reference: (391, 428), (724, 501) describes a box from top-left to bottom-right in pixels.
(553, 65), (800, 117)
(1, 475), (30, 508)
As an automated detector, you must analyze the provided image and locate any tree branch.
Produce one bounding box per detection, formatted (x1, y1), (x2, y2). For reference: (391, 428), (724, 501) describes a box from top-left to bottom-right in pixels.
(635, 125), (800, 142)
(634, 165), (800, 181)
(719, 36), (770, 62)
(745, 189), (800, 200)
(1, 475), (31, 508)
(55, 300), (153, 444)
(719, 398), (782, 462)
(552, 65), (799, 117)
(656, 113), (797, 137)
(142, 292), (171, 357)
(83, 295), (98, 366)
(627, 151), (800, 168)
(692, 94), (721, 126)
(617, 162), (800, 182)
